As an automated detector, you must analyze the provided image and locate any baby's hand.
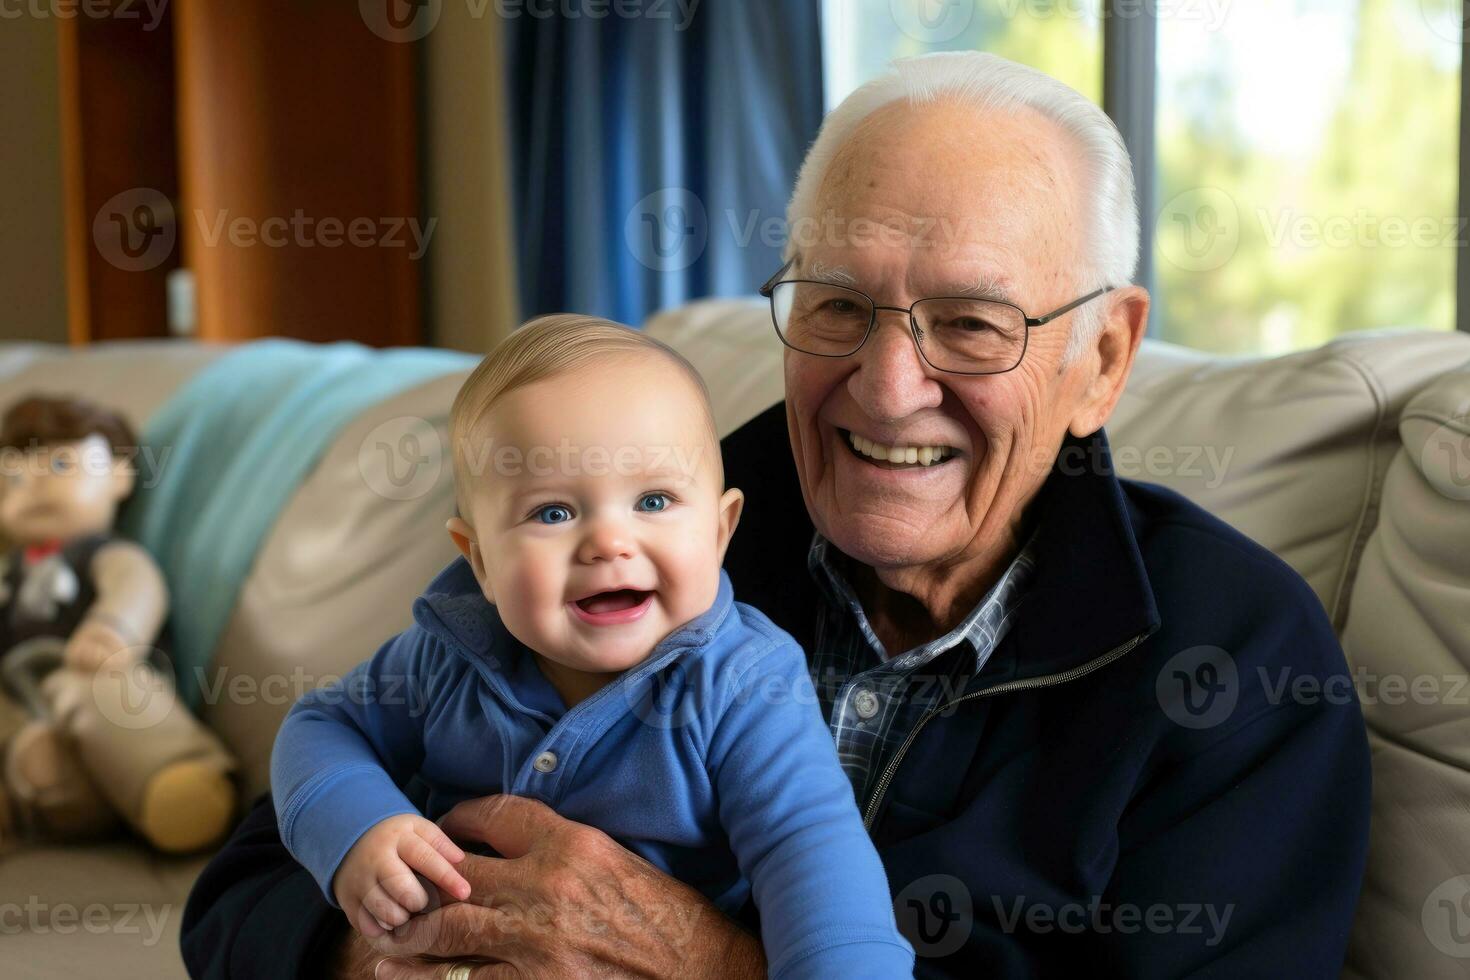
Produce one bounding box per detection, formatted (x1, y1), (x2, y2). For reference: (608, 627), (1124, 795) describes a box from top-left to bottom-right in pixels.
(332, 813), (471, 937)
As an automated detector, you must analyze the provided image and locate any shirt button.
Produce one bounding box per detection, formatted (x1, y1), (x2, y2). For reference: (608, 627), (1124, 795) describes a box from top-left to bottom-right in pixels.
(533, 751), (558, 773)
(853, 688), (879, 720)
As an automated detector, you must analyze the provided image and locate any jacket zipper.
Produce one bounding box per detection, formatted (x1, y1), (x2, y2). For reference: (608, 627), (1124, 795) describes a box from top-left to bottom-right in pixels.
(861, 630), (1152, 830)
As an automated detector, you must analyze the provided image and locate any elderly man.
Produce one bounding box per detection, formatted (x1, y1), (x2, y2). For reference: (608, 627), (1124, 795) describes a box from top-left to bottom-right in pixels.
(183, 53), (1369, 978)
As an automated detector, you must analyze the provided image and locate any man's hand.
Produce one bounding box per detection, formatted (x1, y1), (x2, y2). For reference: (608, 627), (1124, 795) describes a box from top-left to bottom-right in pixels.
(360, 795), (766, 979)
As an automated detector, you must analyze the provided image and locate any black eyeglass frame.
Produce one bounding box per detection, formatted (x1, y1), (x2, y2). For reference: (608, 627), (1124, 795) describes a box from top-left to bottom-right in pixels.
(758, 257), (1110, 376)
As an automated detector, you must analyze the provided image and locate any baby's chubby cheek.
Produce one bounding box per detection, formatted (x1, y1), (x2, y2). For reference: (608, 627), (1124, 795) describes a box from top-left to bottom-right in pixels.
(487, 557), (564, 631)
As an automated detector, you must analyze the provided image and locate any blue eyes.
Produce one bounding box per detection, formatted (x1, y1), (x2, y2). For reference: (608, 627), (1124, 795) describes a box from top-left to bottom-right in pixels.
(529, 493), (671, 524)
(534, 504), (573, 525)
(636, 493), (669, 512)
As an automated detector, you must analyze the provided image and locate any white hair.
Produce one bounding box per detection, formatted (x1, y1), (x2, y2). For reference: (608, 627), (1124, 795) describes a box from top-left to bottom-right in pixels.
(785, 52), (1139, 358)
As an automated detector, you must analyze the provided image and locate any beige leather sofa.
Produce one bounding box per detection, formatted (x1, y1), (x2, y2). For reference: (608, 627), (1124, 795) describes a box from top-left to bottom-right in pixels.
(1, 300), (1466, 979)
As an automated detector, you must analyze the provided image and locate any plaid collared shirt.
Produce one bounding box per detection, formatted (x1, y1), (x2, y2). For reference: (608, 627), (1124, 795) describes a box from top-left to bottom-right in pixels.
(807, 530), (1038, 809)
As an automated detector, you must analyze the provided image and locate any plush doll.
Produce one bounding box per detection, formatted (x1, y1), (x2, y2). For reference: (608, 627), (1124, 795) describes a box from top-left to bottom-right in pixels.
(0, 394), (236, 854)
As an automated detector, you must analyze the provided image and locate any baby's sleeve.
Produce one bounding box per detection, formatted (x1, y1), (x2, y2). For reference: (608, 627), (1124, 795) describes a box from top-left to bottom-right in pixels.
(270, 626), (437, 903)
(706, 635), (915, 979)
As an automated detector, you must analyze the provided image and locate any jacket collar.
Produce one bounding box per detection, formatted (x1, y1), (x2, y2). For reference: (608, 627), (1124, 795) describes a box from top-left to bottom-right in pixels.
(985, 427), (1161, 684)
(412, 556), (505, 658)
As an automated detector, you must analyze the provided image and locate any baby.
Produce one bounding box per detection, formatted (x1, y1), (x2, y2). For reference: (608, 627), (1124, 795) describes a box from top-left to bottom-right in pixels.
(271, 315), (914, 978)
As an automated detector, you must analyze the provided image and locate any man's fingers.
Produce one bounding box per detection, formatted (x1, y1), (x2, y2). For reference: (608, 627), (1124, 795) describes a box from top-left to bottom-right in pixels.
(369, 901), (519, 961)
(401, 833), (471, 901)
(437, 794), (559, 859)
(372, 957), (515, 980)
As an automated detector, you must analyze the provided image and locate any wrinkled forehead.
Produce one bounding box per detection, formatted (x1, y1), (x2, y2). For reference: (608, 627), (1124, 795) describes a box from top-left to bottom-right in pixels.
(803, 99), (1087, 298)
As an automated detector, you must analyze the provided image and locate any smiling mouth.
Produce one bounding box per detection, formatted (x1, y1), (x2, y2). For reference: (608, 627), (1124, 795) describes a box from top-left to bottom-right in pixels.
(568, 589), (654, 626)
(840, 429), (958, 469)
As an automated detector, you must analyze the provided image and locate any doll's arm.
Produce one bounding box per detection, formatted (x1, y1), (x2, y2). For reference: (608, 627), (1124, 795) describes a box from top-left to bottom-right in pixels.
(707, 636), (914, 980)
(66, 540), (168, 670)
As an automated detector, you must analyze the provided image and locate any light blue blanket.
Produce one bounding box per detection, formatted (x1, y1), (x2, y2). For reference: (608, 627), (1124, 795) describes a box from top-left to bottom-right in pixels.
(119, 339), (476, 706)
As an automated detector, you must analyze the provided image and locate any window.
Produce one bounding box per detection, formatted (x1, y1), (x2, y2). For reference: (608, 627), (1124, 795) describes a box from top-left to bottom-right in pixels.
(1154, 0), (1460, 353)
(822, 0), (1101, 108)
(819, 0), (1463, 353)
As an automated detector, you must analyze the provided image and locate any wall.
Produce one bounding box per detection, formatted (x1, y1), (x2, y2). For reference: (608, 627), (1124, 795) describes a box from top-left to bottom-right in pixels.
(422, 9), (521, 354)
(0, 16), (67, 344)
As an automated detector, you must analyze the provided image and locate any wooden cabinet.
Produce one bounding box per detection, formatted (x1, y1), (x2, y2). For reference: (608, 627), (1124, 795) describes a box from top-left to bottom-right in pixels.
(58, 1), (422, 346)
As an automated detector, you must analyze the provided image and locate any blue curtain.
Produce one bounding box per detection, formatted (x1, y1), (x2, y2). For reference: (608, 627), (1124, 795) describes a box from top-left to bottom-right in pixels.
(505, 1), (824, 326)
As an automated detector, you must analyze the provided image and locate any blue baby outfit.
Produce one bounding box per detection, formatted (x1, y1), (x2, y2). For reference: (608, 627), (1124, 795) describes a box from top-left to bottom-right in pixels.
(272, 558), (914, 979)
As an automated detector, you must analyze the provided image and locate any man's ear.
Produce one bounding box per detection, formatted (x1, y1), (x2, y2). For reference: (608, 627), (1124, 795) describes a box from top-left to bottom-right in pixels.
(1068, 285), (1150, 438)
(714, 487), (745, 566)
(446, 516), (493, 603)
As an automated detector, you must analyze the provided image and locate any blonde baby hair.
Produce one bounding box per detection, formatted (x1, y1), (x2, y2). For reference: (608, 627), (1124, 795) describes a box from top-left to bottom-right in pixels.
(449, 314), (718, 518)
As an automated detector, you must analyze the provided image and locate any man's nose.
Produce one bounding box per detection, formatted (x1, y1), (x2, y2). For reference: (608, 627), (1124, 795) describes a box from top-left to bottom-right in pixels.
(848, 308), (944, 422)
(576, 517), (636, 564)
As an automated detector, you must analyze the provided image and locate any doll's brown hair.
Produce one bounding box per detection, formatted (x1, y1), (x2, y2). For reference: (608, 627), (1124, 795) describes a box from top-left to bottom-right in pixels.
(0, 394), (138, 458)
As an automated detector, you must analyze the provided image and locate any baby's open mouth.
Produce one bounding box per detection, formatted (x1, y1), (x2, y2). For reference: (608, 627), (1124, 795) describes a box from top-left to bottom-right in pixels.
(568, 588), (655, 626)
(574, 589), (651, 614)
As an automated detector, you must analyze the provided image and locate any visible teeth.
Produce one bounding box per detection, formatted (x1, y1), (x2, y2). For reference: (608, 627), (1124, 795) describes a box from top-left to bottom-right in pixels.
(846, 430), (954, 467)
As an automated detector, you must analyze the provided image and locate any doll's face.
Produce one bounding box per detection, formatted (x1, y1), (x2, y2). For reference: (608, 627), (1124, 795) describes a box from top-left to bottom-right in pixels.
(0, 435), (134, 546)
(450, 355), (743, 677)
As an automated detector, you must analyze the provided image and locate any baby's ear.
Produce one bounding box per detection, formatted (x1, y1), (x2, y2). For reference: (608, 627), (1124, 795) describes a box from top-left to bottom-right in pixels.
(714, 487), (744, 565)
(445, 516), (493, 602)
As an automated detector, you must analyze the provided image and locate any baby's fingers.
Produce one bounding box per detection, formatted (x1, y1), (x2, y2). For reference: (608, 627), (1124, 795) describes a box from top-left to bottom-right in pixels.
(377, 859), (431, 916)
(350, 903), (388, 939)
(364, 875), (419, 929)
(401, 831), (471, 901)
(415, 819), (466, 864)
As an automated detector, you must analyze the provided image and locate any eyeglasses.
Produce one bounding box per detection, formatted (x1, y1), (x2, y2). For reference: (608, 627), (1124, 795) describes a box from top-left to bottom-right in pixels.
(758, 258), (1108, 376)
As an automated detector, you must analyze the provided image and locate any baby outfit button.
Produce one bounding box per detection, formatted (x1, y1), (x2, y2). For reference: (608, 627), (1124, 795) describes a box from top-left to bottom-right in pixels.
(533, 751), (558, 773)
(853, 688), (879, 720)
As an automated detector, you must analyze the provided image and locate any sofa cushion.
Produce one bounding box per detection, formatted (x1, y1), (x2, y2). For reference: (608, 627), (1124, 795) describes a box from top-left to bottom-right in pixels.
(1109, 330), (1470, 628)
(1342, 368), (1470, 979)
(0, 841), (205, 980)
(204, 371), (472, 797)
